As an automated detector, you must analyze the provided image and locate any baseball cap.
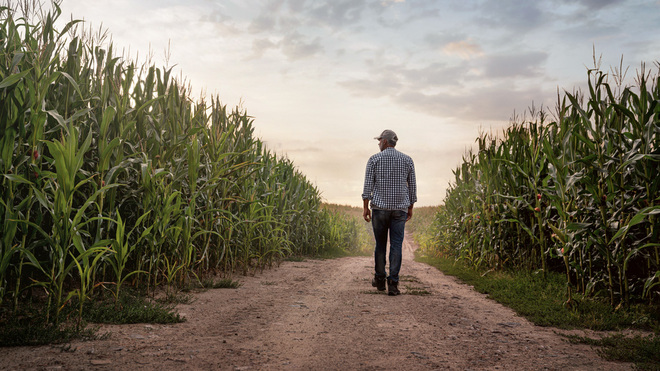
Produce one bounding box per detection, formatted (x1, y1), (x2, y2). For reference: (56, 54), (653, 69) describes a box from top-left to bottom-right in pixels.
(374, 129), (398, 144)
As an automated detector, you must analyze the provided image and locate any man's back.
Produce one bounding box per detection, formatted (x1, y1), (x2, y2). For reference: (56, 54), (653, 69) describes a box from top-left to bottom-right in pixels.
(362, 147), (417, 211)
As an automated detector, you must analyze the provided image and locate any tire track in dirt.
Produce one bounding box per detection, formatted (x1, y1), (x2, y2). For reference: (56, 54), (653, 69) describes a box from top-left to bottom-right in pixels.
(4, 234), (630, 370)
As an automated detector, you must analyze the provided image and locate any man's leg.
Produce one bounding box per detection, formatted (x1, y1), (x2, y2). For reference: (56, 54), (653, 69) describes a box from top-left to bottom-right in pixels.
(387, 210), (407, 283)
(372, 209), (389, 282)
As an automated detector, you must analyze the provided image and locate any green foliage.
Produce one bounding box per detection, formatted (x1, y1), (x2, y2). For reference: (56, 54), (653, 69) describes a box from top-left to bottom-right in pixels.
(0, 320), (98, 347)
(83, 290), (183, 324)
(416, 252), (660, 331)
(408, 206), (441, 234)
(421, 61), (660, 308)
(210, 278), (242, 289)
(566, 334), (660, 370)
(0, 302), (100, 347)
(0, 2), (364, 331)
(418, 250), (660, 368)
(158, 292), (195, 305)
(321, 203), (374, 256)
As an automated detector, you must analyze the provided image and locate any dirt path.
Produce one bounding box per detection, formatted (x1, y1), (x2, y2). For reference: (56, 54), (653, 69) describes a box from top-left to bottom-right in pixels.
(5, 234), (630, 370)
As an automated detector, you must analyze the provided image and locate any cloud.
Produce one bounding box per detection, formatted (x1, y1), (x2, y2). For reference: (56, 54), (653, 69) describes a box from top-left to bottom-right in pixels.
(549, 0), (623, 26)
(287, 0), (307, 12)
(280, 31), (324, 60)
(249, 14), (277, 33)
(443, 40), (484, 60)
(338, 76), (402, 98)
(557, 22), (619, 43)
(307, 0), (369, 28)
(483, 52), (548, 78)
(338, 60), (465, 99)
(395, 83), (549, 122)
(339, 52), (550, 122)
(424, 32), (466, 49)
(376, 1), (441, 28)
(200, 8), (230, 24)
(478, 1), (546, 33)
(247, 0), (376, 61)
(570, 0), (621, 11)
(399, 62), (466, 87)
(250, 38), (278, 58)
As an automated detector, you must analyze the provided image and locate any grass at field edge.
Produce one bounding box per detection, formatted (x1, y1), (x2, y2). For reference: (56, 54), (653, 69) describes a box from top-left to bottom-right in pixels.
(415, 251), (660, 370)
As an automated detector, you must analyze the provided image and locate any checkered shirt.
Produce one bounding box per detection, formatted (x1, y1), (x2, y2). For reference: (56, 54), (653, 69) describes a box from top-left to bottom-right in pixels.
(362, 147), (417, 210)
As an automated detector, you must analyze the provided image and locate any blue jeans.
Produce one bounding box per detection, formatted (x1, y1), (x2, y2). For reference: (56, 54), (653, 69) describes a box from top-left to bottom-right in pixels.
(372, 209), (407, 283)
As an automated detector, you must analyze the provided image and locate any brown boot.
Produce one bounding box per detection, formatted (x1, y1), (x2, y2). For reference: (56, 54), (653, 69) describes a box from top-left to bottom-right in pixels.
(372, 277), (386, 291)
(387, 279), (400, 296)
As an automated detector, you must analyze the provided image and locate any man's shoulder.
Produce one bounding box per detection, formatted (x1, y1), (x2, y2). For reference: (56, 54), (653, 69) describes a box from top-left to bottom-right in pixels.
(398, 149), (413, 159)
(392, 148), (414, 162)
(369, 148), (414, 162)
(368, 150), (386, 161)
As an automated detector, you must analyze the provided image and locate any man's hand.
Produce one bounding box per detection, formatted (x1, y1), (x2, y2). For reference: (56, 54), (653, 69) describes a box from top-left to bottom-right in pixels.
(406, 205), (414, 221)
(363, 208), (371, 222)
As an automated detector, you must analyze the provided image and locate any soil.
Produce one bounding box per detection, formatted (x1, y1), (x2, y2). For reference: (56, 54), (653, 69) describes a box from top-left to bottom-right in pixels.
(4, 234), (631, 370)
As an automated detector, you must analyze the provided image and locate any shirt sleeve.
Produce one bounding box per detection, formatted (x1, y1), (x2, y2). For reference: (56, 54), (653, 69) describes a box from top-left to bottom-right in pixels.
(408, 159), (417, 205)
(361, 157), (375, 200)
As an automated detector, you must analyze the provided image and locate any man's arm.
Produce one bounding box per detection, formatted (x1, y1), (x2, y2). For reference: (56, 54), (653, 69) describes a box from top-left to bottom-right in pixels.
(362, 157), (375, 222)
(406, 159), (417, 222)
(363, 199), (371, 222)
(408, 160), (417, 207)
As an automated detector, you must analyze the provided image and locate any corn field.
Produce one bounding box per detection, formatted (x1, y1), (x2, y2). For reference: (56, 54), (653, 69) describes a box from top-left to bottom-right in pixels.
(423, 62), (660, 307)
(0, 3), (366, 323)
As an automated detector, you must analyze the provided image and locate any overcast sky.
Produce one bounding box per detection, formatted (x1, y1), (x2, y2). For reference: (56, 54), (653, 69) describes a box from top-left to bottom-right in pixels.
(47, 0), (660, 206)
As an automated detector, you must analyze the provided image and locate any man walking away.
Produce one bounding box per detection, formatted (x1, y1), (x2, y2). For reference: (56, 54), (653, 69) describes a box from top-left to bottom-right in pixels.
(362, 129), (417, 296)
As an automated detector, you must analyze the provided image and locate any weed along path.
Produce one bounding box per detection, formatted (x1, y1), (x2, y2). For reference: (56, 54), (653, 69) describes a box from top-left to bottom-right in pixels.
(6, 234), (629, 371)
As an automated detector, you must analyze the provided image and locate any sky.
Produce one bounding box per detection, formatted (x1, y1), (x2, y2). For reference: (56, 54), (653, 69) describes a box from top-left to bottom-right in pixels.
(40, 0), (660, 206)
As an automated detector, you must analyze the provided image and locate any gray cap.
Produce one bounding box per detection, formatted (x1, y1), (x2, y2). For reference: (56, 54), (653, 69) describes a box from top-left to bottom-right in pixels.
(374, 129), (398, 145)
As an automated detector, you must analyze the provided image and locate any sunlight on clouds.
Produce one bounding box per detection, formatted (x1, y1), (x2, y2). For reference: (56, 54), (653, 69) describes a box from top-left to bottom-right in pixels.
(443, 40), (484, 60)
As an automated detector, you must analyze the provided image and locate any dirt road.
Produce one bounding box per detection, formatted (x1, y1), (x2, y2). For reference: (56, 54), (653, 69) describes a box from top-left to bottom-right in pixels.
(5, 235), (630, 370)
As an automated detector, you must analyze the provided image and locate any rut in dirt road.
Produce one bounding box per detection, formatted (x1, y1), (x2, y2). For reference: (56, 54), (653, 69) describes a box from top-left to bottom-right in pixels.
(4, 234), (630, 370)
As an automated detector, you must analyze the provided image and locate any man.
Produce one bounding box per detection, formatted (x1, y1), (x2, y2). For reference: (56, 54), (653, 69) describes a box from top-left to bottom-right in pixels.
(362, 129), (417, 296)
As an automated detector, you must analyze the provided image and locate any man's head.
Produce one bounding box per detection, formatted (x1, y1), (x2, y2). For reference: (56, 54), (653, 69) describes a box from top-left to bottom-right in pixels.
(375, 129), (398, 151)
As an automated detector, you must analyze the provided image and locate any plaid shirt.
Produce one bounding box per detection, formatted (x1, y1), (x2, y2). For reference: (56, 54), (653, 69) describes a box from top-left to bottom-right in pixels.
(362, 147), (417, 210)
